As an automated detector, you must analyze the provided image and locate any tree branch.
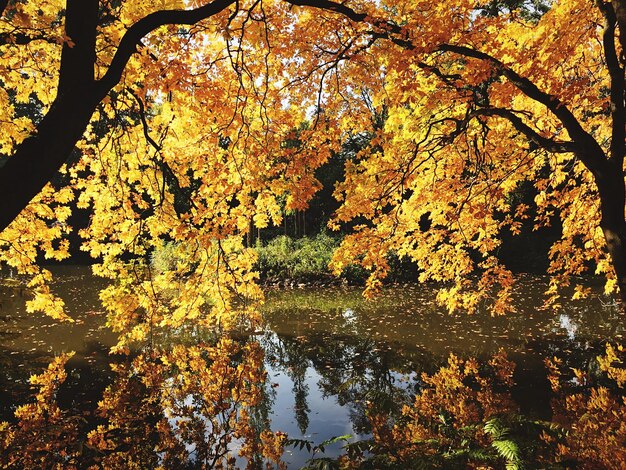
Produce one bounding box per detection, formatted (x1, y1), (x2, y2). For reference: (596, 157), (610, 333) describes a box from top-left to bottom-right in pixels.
(612, 0), (626, 64)
(437, 44), (606, 168)
(58, 0), (99, 96)
(0, 0), (236, 232)
(96, 0), (237, 98)
(471, 107), (577, 153)
(285, 0), (366, 22)
(0, 31), (57, 46)
(287, 0), (604, 170)
(129, 89), (162, 152)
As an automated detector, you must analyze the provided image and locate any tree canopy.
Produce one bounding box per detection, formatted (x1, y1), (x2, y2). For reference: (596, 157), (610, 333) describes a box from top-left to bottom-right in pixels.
(1, 0), (626, 332)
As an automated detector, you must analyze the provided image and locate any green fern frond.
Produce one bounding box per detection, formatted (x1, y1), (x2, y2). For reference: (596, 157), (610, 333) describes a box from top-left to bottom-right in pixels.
(492, 439), (521, 463)
(484, 417), (509, 440)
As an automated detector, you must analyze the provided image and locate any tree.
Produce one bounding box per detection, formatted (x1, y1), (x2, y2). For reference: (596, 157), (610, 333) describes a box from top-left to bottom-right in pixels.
(327, 0), (626, 312)
(0, 0), (364, 326)
(1, 0), (625, 324)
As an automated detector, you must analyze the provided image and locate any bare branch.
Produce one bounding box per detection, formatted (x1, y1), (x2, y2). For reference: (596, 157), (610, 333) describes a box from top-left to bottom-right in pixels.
(129, 89), (162, 152)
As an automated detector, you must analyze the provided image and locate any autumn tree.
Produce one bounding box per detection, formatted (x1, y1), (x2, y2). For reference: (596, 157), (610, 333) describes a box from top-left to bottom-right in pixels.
(1, 0), (626, 324)
(0, 0), (366, 329)
(6, 2), (626, 467)
(326, 0), (626, 311)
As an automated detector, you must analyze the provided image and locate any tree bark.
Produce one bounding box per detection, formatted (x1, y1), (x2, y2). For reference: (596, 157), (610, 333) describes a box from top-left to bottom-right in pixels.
(0, 0), (100, 231)
(0, 92), (100, 231)
(595, 160), (626, 309)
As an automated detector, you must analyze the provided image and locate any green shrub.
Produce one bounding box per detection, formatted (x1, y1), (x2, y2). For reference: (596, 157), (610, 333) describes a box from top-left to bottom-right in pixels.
(255, 233), (339, 282)
(151, 234), (414, 285)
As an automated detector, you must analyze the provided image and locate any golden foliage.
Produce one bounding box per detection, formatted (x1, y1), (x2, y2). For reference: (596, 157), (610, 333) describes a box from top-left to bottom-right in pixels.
(0, 352), (83, 469)
(365, 350), (519, 467)
(348, 346), (626, 468)
(88, 339), (285, 468)
(2, 1), (626, 468)
(0, 0), (621, 327)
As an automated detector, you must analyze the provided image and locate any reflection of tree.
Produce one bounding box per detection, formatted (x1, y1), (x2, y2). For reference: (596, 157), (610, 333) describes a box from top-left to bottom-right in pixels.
(263, 331), (311, 434)
(0, 353), (85, 469)
(3, 334), (626, 468)
(292, 365), (311, 435)
(356, 351), (525, 469)
(260, 311), (626, 469)
(310, 335), (415, 435)
(261, 322), (439, 436)
(545, 344), (626, 468)
(0, 340), (115, 423)
(0, 339), (286, 469)
(345, 346), (626, 469)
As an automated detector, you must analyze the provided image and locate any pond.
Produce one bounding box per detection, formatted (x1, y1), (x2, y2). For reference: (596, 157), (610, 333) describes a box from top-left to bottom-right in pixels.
(0, 266), (624, 468)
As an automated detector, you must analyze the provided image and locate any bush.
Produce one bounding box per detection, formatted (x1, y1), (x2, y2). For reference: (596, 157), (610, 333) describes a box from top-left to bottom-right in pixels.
(255, 233), (340, 283)
(150, 234), (413, 285)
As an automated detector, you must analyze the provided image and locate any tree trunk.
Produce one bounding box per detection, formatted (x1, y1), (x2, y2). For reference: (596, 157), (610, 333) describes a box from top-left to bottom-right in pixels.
(0, 92), (99, 232)
(601, 222), (626, 309)
(596, 160), (626, 310)
(0, 0), (99, 233)
(0, 0), (237, 234)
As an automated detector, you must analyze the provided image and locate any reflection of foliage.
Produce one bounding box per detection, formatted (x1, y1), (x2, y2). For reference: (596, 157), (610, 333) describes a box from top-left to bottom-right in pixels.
(292, 365), (311, 435)
(336, 346), (626, 469)
(0, 340), (287, 469)
(545, 343), (626, 468)
(262, 332), (313, 435)
(0, 352), (84, 469)
(285, 434), (351, 470)
(3, 323), (626, 469)
(313, 337), (418, 435)
(262, 327), (423, 438)
(354, 350), (528, 468)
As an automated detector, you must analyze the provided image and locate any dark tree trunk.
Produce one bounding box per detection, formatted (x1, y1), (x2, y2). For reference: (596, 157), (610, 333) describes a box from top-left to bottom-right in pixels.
(0, 92), (99, 231)
(596, 160), (626, 310)
(601, 222), (626, 309)
(0, 0), (100, 232)
(596, 0), (626, 310)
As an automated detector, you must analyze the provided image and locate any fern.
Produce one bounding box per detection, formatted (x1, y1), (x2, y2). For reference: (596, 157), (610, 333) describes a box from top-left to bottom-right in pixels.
(492, 439), (522, 468)
(444, 447), (493, 462)
(484, 417), (509, 440)
(528, 419), (569, 438)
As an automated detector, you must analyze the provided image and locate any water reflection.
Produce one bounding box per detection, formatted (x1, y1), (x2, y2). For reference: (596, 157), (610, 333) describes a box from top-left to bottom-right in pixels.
(1, 268), (626, 468)
(558, 314), (578, 340)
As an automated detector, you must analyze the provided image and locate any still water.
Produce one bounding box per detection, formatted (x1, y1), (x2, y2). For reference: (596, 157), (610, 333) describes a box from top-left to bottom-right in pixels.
(0, 266), (624, 467)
